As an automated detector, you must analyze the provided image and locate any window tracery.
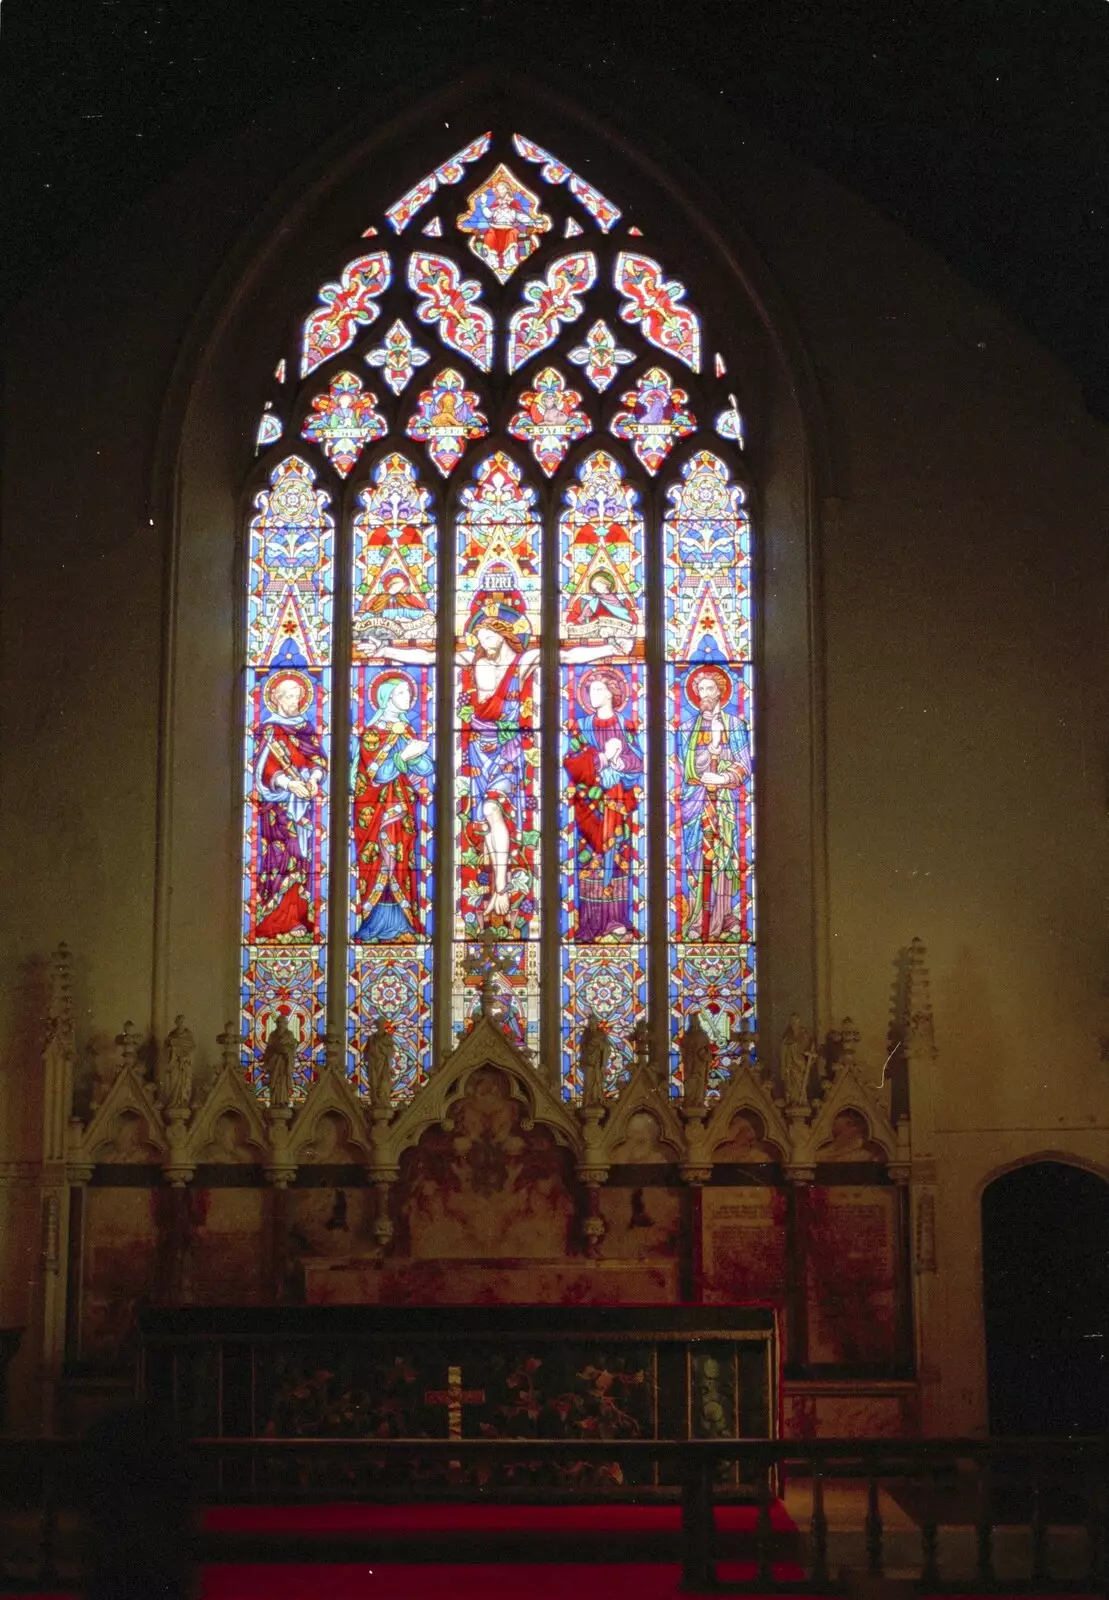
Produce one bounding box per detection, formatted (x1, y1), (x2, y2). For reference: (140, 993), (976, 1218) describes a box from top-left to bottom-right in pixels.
(241, 132), (754, 1100)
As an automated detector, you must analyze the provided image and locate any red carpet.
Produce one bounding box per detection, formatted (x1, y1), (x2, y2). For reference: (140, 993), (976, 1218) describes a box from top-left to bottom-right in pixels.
(21, 1583), (1098, 1600)
(203, 1560), (805, 1598)
(203, 1500), (796, 1534)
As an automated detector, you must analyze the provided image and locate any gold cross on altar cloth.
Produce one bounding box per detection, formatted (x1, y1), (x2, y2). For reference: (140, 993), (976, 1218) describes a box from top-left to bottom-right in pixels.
(424, 1364), (486, 1441)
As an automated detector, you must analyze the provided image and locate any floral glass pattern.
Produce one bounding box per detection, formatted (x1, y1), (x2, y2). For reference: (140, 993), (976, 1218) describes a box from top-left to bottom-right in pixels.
(385, 132), (492, 232)
(241, 456), (334, 1081)
(567, 319), (635, 392)
(407, 252), (495, 371)
(512, 133), (621, 231)
(365, 320), (431, 396)
(301, 252), (391, 377)
(243, 131), (755, 1098)
(507, 251), (597, 373)
(614, 252), (701, 372)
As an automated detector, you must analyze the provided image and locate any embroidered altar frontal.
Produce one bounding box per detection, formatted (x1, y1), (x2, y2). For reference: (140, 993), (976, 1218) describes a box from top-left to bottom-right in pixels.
(140, 1305), (777, 1494)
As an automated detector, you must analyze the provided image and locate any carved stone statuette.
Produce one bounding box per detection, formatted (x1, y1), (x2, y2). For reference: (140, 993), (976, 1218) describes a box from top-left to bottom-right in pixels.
(630, 1016), (650, 1077)
(117, 1020), (143, 1078)
(262, 1015), (297, 1109)
(362, 1019), (395, 1111)
(679, 1011), (712, 1110)
(161, 1014), (195, 1113)
(580, 1013), (611, 1108)
(780, 1012), (819, 1108)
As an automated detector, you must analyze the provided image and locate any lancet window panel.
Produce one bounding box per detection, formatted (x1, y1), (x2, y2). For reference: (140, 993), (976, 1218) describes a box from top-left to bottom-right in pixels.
(240, 131), (756, 1102)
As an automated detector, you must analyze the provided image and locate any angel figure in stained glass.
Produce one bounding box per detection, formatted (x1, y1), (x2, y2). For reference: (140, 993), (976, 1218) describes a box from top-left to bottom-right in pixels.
(564, 570), (638, 652)
(564, 666), (644, 942)
(679, 665), (752, 941)
(253, 671), (327, 941)
(352, 671), (433, 942)
(353, 570), (435, 655)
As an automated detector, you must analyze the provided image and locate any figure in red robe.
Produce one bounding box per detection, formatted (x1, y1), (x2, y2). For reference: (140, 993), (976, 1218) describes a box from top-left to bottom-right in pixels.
(352, 672), (433, 941)
(253, 671), (327, 940)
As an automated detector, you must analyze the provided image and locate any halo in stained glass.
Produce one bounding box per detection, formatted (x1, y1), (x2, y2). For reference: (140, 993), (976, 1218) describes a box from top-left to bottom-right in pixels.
(508, 367), (591, 475)
(239, 129), (759, 1101)
(567, 319), (635, 392)
(558, 449), (644, 654)
(610, 366), (696, 473)
(300, 371), (387, 477)
(457, 162), (552, 283)
(366, 319), (430, 396)
(453, 453), (542, 944)
(406, 368), (488, 476)
(351, 451), (438, 659)
(241, 454), (335, 1081)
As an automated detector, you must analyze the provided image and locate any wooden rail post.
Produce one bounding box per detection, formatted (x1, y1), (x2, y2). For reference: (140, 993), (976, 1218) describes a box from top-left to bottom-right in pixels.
(680, 1452), (715, 1592)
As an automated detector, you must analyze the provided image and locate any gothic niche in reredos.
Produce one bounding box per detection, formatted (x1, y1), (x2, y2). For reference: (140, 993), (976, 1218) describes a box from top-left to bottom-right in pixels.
(396, 1067), (577, 1258)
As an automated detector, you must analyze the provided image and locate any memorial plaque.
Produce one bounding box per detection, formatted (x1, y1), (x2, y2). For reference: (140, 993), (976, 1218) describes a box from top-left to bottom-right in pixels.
(702, 1186), (788, 1306)
(805, 1185), (897, 1365)
(184, 1188), (267, 1304)
(81, 1187), (160, 1362)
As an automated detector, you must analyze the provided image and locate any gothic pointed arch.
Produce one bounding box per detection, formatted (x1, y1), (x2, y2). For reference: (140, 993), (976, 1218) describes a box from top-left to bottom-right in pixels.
(158, 76), (831, 1096)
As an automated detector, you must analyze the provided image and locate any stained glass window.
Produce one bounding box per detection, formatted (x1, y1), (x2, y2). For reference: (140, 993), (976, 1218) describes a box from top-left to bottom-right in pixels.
(240, 132), (755, 1104)
(241, 456), (333, 1088)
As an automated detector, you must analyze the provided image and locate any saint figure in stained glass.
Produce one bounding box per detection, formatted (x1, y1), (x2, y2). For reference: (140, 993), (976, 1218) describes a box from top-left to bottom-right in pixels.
(407, 369), (488, 476)
(245, 129), (757, 1095)
(252, 670), (328, 940)
(457, 164), (552, 282)
(678, 665), (751, 941)
(352, 670), (434, 941)
(563, 665), (644, 942)
(508, 367), (590, 475)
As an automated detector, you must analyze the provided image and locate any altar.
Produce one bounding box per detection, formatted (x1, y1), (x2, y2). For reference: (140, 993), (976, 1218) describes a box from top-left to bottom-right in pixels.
(140, 1303), (777, 1495)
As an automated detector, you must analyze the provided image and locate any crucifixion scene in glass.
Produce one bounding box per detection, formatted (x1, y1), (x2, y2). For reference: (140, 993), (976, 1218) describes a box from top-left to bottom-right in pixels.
(241, 132), (755, 1101)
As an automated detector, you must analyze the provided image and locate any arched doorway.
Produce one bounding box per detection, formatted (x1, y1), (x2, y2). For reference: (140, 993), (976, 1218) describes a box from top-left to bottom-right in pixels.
(982, 1161), (1109, 1434)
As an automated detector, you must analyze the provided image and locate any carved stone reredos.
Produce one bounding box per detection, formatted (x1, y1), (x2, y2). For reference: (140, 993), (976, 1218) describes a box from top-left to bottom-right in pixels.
(71, 1063), (167, 1164)
(704, 1061), (791, 1162)
(601, 1061), (684, 1162)
(806, 1052), (901, 1164)
(385, 1016), (584, 1166)
(287, 1066), (373, 1163)
(184, 1062), (269, 1162)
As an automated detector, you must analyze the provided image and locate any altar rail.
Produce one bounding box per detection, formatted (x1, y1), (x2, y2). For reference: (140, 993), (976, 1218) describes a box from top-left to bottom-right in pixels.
(0, 1435), (1106, 1594)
